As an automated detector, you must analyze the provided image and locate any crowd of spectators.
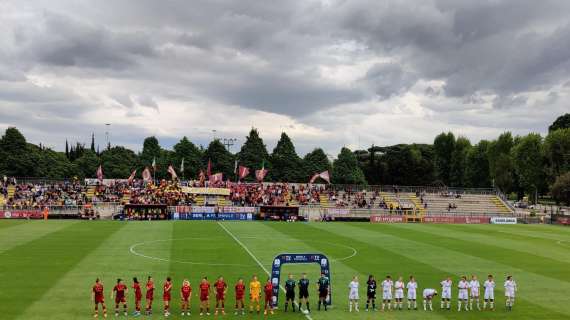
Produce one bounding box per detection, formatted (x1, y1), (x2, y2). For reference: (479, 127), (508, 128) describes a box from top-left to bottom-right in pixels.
(229, 183), (323, 207)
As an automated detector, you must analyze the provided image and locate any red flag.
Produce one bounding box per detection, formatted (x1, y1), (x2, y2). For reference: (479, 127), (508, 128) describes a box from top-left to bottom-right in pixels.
(255, 168), (268, 182)
(209, 172), (223, 184)
(128, 169), (137, 184)
(238, 166), (250, 180)
(309, 170), (331, 184)
(199, 170), (205, 186)
(309, 173), (320, 184)
(142, 167), (152, 182)
(167, 165), (178, 180)
(206, 159), (212, 177)
(96, 165), (103, 182)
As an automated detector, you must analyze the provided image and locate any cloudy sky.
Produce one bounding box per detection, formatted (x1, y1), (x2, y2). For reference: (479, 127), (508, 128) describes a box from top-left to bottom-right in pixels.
(1, 0), (569, 156)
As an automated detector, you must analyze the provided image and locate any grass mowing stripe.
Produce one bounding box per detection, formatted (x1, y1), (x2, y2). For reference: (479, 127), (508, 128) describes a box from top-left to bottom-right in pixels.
(387, 224), (570, 283)
(0, 220), (78, 253)
(265, 222), (450, 320)
(218, 222), (315, 320)
(0, 221), (123, 319)
(0, 220), (28, 230)
(460, 224), (570, 242)
(418, 224), (570, 264)
(17, 221), (174, 319)
(316, 223), (567, 319)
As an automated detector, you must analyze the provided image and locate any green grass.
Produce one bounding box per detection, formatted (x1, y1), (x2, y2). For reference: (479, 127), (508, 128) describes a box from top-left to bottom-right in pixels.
(0, 220), (569, 319)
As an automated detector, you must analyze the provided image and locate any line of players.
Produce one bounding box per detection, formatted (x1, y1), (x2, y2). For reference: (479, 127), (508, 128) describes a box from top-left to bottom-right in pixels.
(348, 274), (518, 313)
(91, 273), (325, 318)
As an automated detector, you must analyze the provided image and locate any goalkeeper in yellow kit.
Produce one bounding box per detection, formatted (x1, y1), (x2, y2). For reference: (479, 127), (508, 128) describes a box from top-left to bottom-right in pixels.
(249, 275), (262, 314)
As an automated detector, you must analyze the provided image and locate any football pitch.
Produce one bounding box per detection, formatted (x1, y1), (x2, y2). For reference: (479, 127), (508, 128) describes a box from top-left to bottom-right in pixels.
(1, 220), (569, 319)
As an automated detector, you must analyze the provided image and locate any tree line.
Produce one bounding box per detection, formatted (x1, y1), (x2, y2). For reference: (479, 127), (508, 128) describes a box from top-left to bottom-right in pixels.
(0, 114), (568, 204)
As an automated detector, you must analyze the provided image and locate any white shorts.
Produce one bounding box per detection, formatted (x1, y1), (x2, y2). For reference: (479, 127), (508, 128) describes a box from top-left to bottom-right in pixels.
(484, 291), (494, 300)
(383, 291), (392, 300)
(395, 290), (404, 299)
(458, 290), (468, 300)
(349, 291), (359, 300)
(442, 289), (451, 299)
(470, 290), (479, 298)
(407, 291), (416, 300)
(505, 290), (515, 298)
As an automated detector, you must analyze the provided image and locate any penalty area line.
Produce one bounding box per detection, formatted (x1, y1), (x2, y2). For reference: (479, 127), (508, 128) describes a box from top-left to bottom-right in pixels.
(217, 222), (313, 320)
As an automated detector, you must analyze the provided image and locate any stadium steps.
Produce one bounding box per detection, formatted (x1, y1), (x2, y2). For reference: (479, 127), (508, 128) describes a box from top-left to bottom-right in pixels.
(86, 186), (96, 200)
(408, 194), (426, 218)
(381, 192), (400, 209)
(319, 194), (334, 208)
(216, 197), (231, 207)
(121, 193), (131, 204)
(7, 185), (16, 199)
(492, 196), (513, 213)
(0, 194), (5, 206)
(195, 195), (205, 206)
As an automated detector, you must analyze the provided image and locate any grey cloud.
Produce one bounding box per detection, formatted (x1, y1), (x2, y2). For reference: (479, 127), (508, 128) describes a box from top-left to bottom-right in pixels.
(361, 62), (417, 99)
(136, 95), (159, 111)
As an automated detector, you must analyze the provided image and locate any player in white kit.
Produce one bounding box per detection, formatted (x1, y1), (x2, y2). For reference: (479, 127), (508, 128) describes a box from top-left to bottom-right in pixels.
(348, 276), (360, 312)
(394, 276), (405, 310)
(406, 276), (418, 310)
(381, 275), (393, 311)
(504, 275), (517, 311)
(483, 274), (496, 310)
(469, 275), (481, 311)
(457, 276), (469, 311)
(422, 288), (437, 311)
(440, 277), (452, 310)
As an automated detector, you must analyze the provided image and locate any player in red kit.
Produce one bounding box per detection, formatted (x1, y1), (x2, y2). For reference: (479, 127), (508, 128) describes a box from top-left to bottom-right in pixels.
(163, 277), (173, 317)
(199, 277), (211, 316)
(145, 276), (155, 315)
(132, 277), (142, 317)
(264, 278), (275, 315)
(180, 279), (192, 316)
(234, 278), (246, 315)
(214, 276), (228, 315)
(112, 279), (128, 317)
(92, 278), (107, 318)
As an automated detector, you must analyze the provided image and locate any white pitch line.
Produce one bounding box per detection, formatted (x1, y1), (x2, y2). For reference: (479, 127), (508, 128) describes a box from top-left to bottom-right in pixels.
(218, 222), (314, 320)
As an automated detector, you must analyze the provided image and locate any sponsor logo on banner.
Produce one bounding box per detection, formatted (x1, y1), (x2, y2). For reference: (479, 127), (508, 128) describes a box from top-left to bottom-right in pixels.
(0, 210), (43, 219)
(222, 206), (255, 213)
(370, 215), (404, 223)
(191, 206), (217, 214)
(85, 178), (128, 186)
(490, 216), (517, 224)
(556, 216), (570, 225)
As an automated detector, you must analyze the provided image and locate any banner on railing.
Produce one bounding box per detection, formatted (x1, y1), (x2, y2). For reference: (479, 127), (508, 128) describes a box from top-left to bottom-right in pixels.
(424, 215), (490, 224)
(326, 208), (350, 215)
(0, 210), (43, 219)
(490, 216), (517, 224)
(181, 187), (230, 196)
(172, 212), (253, 221)
(191, 206), (217, 214)
(222, 206), (255, 214)
(85, 178), (128, 186)
(370, 215), (404, 223)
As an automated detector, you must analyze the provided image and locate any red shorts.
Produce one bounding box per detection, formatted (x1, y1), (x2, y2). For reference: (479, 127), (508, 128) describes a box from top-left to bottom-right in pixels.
(135, 294), (142, 302)
(163, 294), (171, 301)
(265, 296), (272, 303)
(146, 293), (153, 300)
(216, 293), (225, 300)
(115, 296), (126, 304)
(182, 294), (190, 302)
(200, 294), (209, 302)
(236, 295), (244, 301)
(95, 296), (105, 304)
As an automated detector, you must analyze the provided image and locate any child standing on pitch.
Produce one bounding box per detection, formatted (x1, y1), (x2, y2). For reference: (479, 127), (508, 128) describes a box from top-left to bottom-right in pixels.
(348, 276), (360, 312)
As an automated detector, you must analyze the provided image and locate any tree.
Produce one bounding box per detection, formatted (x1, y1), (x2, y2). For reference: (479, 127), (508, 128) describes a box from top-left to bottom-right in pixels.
(203, 140), (235, 180)
(140, 136), (162, 167)
(74, 150), (101, 178)
(465, 140), (491, 187)
(173, 136), (203, 179)
(34, 147), (77, 178)
(543, 128), (570, 183)
(551, 172), (570, 205)
(90, 133), (96, 152)
(512, 133), (544, 203)
(237, 128), (270, 181)
(100, 146), (139, 178)
(331, 147), (367, 185)
(433, 132), (456, 185)
(549, 113), (570, 132)
(303, 148), (332, 180)
(0, 127), (36, 177)
(270, 133), (304, 182)
(488, 132), (515, 192)
(450, 137), (471, 187)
